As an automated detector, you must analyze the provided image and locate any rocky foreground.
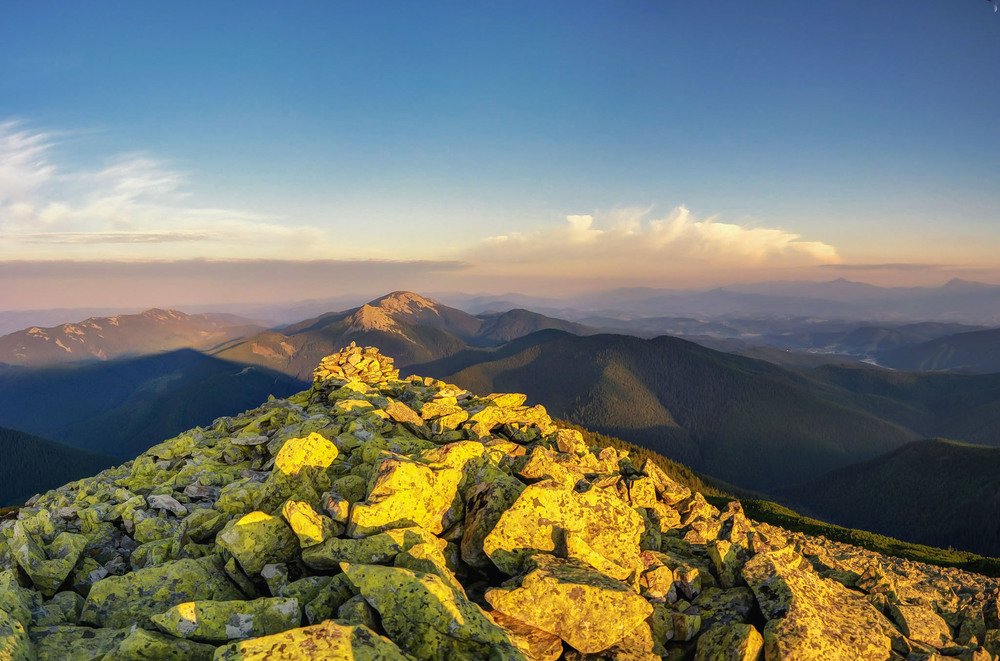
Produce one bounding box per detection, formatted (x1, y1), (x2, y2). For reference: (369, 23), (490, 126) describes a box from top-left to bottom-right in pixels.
(3, 345), (1000, 660)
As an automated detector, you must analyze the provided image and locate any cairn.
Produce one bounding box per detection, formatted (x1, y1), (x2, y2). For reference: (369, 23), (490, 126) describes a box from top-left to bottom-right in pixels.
(312, 341), (398, 384)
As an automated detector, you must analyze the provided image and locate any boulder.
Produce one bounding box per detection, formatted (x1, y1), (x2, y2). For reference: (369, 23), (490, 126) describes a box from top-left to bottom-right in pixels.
(28, 624), (131, 660)
(215, 511), (298, 575)
(214, 620), (410, 660)
(460, 467), (525, 568)
(262, 432), (339, 507)
(694, 623), (764, 661)
(0, 609), (32, 661)
(280, 500), (334, 548)
(483, 479), (644, 575)
(10, 524), (86, 597)
(79, 555), (243, 629)
(489, 609), (564, 661)
(742, 547), (894, 661)
(888, 602), (952, 648)
(301, 526), (439, 569)
(342, 562), (527, 660)
(151, 597), (300, 643)
(485, 555), (654, 654)
(103, 628), (217, 660)
(347, 452), (464, 537)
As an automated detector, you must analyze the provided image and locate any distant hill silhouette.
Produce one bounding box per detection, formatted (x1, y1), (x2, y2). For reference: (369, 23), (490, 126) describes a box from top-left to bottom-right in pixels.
(0, 350), (307, 459)
(780, 438), (1000, 556)
(0, 309), (262, 367)
(877, 327), (1000, 373)
(0, 426), (117, 507)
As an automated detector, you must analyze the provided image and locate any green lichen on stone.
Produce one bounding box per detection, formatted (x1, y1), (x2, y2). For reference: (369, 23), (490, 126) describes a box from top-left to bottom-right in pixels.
(213, 620), (409, 661)
(483, 478), (644, 575)
(151, 597), (300, 643)
(28, 624), (131, 661)
(79, 555), (243, 629)
(215, 512), (298, 576)
(343, 562), (527, 661)
(347, 451), (464, 537)
(103, 628), (217, 661)
(485, 555), (653, 655)
(0, 609), (33, 661)
(10, 524), (86, 597)
(301, 525), (439, 569)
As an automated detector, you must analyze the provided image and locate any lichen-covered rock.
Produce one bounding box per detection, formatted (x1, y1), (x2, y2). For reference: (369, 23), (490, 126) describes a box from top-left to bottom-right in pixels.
(261, 431), (339, 508)
(743, 546), (894, 661)
(79, 555), (243, 629)
(0, 570), (40, 629)
(483, 479), (644, 575)
(0, 609), (32, 661)
(889, 601), (952, 648)
(302, 573), (355, 625)
(151, 597), (300, 643)
(214, 620), (409, 660)
(184, 508), (228, 543)
(103, 628), (218, 660)
(337, 593), (379, 630)
(460, 467), (525, 568)
(692, 587), (756, 630)
(301, 525), (439, 569)
(694, 623), (764, 661)
(392, 538), (462, 592)
(10, 525), (86, 597)
(280, 500), (334, 548)
(342, 562), (527, 660)
(490, 609), (563, 661)
(347, 451), (464, 537)
(215, 511), (298, 576)
(29, 624), (131, 660)
(485, 555), (654, 654)
(31, 590), (84, 626)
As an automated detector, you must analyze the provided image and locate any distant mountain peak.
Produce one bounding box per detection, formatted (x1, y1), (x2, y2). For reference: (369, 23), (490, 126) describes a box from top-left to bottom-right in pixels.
(347, 304), (406, 336)
(367, 291), (441, 315)
(941, 278), (994, 292)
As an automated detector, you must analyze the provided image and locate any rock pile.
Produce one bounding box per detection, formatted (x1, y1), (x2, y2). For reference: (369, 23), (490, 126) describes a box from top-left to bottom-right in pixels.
(312, 342), (398, 384)
(2, 346), (1000, 660)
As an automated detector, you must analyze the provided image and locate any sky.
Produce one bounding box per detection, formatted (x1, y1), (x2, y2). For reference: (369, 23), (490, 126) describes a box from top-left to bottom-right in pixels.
(2, 1), (1000, 309)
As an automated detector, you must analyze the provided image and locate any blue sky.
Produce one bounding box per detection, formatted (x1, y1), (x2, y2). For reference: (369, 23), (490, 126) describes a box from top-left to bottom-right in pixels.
(2, 1), (999, 307)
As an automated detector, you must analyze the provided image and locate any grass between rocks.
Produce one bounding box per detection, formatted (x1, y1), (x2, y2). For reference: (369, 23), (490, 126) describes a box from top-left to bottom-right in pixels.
(559, 420), (1000, 579)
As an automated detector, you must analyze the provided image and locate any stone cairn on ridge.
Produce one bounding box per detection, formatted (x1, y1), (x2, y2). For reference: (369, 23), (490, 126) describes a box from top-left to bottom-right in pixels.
(311, 342), (398, 384)
(2, 346), (1000, 659)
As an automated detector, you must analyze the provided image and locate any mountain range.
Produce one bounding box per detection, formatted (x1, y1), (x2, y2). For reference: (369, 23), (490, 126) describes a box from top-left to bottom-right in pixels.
(438, 278), (1000, 325)
(5, 289), (1000, 556)
(0, 309), (263, 366)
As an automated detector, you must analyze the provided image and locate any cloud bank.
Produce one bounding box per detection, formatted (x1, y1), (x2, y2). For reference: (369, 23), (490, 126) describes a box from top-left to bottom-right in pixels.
(473, 207), (840, 281)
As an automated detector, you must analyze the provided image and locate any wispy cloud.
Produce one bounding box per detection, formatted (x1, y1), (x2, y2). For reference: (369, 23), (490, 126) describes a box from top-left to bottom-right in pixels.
(0, 121), (329, 259)
(9, 231), (214, 244)
(476, 206), (841, 273)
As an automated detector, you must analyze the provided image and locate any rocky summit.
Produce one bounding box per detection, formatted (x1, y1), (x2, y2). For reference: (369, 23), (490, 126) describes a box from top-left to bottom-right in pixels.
(4, 345), (1000, 660)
